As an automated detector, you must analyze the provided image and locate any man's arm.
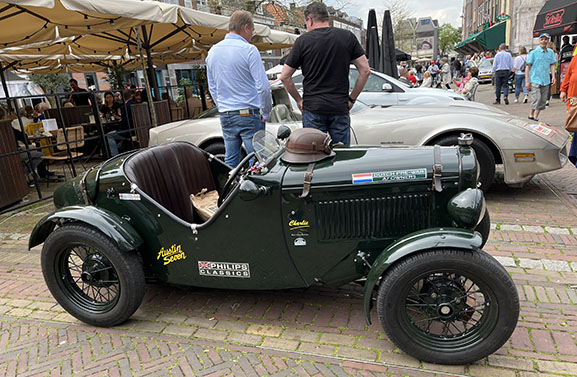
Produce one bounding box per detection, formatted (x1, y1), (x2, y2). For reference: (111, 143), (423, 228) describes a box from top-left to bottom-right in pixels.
(248, 47), (272, 120)
(551, 63), (557, 86)
(206, 63), (219, 109)
(279, 64), (302, 111)
(350, 55), (370, 108)
(525, 64), (531, 91)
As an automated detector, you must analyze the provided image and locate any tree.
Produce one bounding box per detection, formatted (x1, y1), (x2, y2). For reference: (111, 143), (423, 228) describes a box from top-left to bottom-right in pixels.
(29, 73), (71, 107)
(383, 0), (415, 53)
(439, 23), (461, 56)
(105, 63), (131, 90)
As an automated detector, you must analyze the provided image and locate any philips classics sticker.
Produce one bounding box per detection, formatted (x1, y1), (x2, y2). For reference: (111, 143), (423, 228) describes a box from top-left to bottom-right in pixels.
(198, 261), (251, 278)
(352, 168), (427, 184)
(157, 244), (187, 265)
(119, 193), (141, 200)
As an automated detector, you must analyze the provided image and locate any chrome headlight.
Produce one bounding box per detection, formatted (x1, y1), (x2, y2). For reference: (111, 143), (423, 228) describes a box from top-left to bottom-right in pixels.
(447, 188), (486, 228)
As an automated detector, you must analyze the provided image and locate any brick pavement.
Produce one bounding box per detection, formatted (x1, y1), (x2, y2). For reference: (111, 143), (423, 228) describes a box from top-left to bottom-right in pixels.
(1, 87), (577, 375)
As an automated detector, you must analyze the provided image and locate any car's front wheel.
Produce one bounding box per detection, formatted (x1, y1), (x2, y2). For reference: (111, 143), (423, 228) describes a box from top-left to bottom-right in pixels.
(376, 248), (519, 365)
(434, 135), (495, 190)
(41, 223), (145, 327)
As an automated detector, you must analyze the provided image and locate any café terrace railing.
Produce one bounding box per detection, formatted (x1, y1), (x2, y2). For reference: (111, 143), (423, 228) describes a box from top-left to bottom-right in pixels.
(0, 84), (209, 213)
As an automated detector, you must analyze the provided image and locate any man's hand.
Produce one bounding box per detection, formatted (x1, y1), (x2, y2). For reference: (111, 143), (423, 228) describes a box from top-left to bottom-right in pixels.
(525, 81), (531, 91)
(348, 100), (354, 110)
(561, 91), (567, 102)
(551, 75), (557, 86)
(297, 99), (303, 111)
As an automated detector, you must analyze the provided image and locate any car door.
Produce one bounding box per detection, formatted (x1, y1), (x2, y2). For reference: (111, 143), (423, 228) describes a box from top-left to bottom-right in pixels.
(350, 68), (399, 106)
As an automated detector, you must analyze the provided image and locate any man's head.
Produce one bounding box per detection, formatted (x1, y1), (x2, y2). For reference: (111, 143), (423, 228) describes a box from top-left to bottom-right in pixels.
(469, 66), (479, 78)
(69, 78), (79, 91)
(499, 43), (507, 51)
(539, 33), (550, 49)
(563, 35), (570, 45)
(304, 2), (329, 30)
(399, 68), (409, 77)
(229, 10), (255, 42)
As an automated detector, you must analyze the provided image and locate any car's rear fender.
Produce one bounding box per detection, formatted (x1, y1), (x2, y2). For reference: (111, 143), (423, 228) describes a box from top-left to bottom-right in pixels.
(362, 228), (483, 324)
(29, 205), (143, 252)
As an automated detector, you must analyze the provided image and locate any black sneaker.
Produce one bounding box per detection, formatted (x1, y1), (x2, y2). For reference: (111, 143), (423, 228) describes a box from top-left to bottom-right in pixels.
(504, 98), (509, 105)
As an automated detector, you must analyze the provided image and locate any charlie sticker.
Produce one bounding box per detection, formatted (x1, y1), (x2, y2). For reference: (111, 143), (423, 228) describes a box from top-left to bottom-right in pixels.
(198, 261), (251, 278)
(289, 220), (310, 230)
(157, 244), (187, 265)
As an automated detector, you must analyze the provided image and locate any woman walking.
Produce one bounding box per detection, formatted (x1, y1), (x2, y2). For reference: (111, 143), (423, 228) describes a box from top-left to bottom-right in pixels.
(512, 46), (529, 103)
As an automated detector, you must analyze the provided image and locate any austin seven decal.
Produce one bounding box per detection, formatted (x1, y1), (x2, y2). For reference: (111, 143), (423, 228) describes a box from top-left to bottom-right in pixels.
(157, 244), (187, 265)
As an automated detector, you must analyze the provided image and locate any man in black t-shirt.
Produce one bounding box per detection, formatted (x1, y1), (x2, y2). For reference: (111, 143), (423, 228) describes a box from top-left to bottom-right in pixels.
(69, 79), (91, 106)
(280, 2), (369, 146)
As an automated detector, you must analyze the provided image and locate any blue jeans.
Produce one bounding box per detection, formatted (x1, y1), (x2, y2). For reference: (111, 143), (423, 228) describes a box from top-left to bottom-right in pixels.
(302, 110), (351, 146)
(495, 70), (510, 102)
(106, 131), (126, 157)
(515, 74), (528, 98)
(220, 114), (265, 167)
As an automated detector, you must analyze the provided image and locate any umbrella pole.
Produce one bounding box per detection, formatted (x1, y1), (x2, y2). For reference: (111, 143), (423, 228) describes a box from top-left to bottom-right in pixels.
(0, 64), (14, 113)
(134, 27), (158, 128)
(141, 25), (161, 102)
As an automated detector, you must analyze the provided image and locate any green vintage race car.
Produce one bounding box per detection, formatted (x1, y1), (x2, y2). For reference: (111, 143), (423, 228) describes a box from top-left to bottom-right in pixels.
(30, 128), (519, 365)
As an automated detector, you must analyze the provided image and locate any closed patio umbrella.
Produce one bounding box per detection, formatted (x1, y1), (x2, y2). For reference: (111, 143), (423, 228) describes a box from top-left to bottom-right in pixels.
(380, 10), (398, 79)
(366, 9), (381, 71)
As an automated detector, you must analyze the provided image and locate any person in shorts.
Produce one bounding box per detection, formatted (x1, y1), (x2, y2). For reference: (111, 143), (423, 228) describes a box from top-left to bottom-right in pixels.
(525, 33), (557, 121)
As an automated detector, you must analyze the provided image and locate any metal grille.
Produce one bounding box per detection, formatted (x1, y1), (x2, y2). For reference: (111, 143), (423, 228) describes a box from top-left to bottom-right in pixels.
(316, 194), (432, 240)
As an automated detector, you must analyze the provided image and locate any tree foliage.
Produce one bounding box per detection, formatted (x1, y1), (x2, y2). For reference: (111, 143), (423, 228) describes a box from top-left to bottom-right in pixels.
(439, 23), (461, 55)
(105, 63), (131, 90)
(29, 73), (70, 94)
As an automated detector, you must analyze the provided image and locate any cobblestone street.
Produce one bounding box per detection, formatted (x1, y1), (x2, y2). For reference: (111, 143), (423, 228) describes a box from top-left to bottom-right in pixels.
(1, 84), (577, 376)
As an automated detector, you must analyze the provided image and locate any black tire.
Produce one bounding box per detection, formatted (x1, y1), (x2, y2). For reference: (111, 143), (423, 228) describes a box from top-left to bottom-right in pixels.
(474, 209), (491, 249)
(41, 223), (145, 327)
(203, 141), (226, 161)
(376, 248), (519, 365)
(435, 135), (495, 191)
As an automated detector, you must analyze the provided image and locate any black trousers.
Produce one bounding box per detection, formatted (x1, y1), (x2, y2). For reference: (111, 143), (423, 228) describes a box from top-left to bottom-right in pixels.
(495, 70), (510, 102)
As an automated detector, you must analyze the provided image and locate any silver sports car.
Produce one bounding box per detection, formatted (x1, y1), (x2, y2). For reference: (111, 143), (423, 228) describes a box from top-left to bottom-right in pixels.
(149, 88), (569, 190)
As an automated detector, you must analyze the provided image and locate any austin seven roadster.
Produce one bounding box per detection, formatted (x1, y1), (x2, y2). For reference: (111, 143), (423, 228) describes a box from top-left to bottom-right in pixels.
(30, 128), (519, 365)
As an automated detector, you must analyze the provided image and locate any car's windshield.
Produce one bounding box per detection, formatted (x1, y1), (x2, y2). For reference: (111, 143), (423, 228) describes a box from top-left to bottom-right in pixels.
(253, 130), (283, 165)
(478, 59), (493, 70)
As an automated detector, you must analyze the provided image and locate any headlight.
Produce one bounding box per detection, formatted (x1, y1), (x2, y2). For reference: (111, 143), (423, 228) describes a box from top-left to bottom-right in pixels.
(447, 188), (486, 228)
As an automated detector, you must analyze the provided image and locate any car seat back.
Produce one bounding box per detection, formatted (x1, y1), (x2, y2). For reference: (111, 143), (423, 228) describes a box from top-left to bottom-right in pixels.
(124, 142), (216, 223)
(270, 104), (295, 123)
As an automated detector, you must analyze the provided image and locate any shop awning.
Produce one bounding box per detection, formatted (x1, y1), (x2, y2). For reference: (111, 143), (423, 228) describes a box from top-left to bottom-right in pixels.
(455, 22), (506, 54)
(534, 0), (577, 37)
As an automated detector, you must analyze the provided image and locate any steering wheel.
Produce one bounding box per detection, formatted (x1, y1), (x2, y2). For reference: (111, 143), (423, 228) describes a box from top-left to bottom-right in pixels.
(218, 152), (255, 207)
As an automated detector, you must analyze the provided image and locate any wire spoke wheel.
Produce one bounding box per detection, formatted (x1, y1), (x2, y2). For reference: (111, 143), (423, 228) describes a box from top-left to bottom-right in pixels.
(59, 246), (120, 312)
(401, 271), (496, 349)
(377, 248), (519, 365)
(42, 224), (145, 327)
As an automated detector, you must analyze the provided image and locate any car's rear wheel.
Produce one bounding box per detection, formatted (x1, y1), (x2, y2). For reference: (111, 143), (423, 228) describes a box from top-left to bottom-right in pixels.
(434, 135), (495, 191)
(41, 223), (145, 327)
(377, 248), (519, 365)
(203, 141), (226, 161)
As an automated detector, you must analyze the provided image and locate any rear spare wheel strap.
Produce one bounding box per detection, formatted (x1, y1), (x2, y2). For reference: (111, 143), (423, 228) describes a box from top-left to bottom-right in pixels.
(300, 163), (316, 198)
(433, 144), (443, 192)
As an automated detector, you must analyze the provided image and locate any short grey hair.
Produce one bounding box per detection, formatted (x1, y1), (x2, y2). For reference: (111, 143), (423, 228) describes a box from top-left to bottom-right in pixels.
(499, 43), (507, 50)
(229, 10), (253, 33)
(304, 2), (329, 22)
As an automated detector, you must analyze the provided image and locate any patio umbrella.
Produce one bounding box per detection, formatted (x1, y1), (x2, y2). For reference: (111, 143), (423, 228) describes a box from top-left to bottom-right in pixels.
(380, 10), (398, 79)
(365, 9), (381, 71)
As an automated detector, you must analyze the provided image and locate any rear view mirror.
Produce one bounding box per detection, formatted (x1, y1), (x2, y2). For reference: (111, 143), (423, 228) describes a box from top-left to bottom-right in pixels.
(382, 83), (393, 91)
(277, 125), (291, 140)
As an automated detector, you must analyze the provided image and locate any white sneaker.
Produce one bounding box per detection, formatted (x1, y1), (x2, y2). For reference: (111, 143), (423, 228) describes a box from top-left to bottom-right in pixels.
(523, 96), (528, 103)
(514, 98), (518, 103)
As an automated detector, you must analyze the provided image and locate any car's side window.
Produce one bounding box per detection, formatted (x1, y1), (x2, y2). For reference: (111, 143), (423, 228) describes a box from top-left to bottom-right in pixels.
(349, 70), (390, 92)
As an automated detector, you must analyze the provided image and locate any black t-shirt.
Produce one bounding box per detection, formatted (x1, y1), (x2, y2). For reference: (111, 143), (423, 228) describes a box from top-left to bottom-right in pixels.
(100, 102), (122, 117)
(560, 44), (574, 63)
(285, 27), (365, 114)
(71, 88), (91, 106)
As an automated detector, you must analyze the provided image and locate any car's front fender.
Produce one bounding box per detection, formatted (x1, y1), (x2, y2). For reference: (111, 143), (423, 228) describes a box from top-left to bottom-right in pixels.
(362, 228), (483, 324)
(29, 206), (143, 252)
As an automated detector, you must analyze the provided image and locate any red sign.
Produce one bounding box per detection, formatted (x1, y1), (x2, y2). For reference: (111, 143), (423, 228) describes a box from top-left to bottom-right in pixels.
(544, 9), (565, 28)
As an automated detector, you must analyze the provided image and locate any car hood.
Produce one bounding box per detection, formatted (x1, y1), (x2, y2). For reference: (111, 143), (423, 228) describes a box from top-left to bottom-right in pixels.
(375, 100), (510, 117)
(408, 87), (465, 99)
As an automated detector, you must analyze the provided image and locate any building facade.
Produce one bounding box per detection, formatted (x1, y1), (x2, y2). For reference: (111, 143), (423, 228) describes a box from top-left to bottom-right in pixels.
(461, 0), (547, 54)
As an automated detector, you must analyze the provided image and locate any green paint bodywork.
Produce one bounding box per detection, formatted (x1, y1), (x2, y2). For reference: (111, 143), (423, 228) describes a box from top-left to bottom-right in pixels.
(32, 141), (485, 321)
(29, 205), (143, 252)
(362, 228), (483, 324)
